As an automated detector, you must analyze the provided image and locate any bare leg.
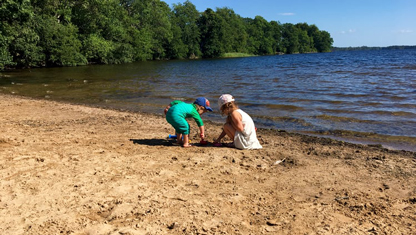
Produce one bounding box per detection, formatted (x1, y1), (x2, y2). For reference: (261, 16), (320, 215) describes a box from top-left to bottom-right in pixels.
(223, 123), (236, 140)
(182, 135), (191, 147)
(176, 133), (183, 145)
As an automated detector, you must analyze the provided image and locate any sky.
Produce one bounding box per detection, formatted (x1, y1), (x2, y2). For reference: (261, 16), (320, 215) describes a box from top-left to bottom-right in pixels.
(162, 0), (416, 47)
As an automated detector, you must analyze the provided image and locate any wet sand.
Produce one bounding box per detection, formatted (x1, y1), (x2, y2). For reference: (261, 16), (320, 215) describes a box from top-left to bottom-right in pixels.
(1, 94), (415, 234)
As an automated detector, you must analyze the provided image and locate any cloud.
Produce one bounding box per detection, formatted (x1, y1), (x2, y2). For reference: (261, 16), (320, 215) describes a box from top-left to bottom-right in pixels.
(279, 13), (295, 16)
(340, 29), (356, 34)
(398, 29), (413, 33)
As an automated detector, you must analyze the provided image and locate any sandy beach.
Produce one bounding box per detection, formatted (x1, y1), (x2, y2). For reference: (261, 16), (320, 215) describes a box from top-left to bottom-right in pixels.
(0, 94), (415, 234)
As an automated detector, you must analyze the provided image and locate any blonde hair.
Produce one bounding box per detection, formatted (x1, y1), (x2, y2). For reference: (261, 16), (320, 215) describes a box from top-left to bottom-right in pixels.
(220, 101), (238, 116)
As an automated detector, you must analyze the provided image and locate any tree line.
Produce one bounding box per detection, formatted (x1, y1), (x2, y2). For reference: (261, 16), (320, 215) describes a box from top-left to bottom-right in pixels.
(0, 0), (334, 70)
(331, 45), (416, 51)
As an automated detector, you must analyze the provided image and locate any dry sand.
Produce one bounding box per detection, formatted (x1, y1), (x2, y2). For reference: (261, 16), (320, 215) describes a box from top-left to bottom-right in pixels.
(0, 94), (415, 235)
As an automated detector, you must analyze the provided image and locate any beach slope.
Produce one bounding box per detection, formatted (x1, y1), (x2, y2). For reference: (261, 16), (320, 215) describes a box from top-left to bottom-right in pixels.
(1, 94), (415, 234)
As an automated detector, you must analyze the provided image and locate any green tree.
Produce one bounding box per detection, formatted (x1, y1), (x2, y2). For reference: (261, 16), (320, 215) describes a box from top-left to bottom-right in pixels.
(164, 19), (186, 59)
(215, 7), (248, 53)
(1, 0), (44, 68)
(0, 35), (14, 70)
(0, 0), (33, 23)
(72, 0), (135, 63)
(243, 18), (258, 54)
(295, 23), (315, 53)
(306, 24), (321, 52)
(282, 23), (300, 54)
(297, 30), (311, 53)
(37, 15), (87, 66)
(198, 8), (224, 58)
(129, 0), (173, 60)
(256, 16), (273, 55)
(1, 0), (334, 70)
(270, 20), (283, 54)
(245, 16), (274, 55)
(119, 0), (154, 60)
(314, 30), (333, 52)
(31, 0), (73, 23)
(168, 0), (201, 59)
(83, 34), (114, 64)
(9, 21), (45, 67)
(130, 28), (153, 61)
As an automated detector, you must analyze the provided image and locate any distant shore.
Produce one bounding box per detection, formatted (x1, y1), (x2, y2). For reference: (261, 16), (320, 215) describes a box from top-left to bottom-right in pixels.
(332, 45), (416, 51)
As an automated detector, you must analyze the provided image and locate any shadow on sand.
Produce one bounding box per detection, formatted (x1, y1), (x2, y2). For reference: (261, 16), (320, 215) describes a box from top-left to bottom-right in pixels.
(129, 138), (173, 146)
(129, 138), (214, 148)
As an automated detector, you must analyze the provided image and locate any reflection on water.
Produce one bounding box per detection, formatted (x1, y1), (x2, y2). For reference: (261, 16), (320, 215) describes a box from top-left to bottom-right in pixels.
(1, 50), (416, 151)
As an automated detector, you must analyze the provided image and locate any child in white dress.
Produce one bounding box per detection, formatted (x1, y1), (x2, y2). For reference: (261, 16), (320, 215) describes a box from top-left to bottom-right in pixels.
(213, 94), (262, 150)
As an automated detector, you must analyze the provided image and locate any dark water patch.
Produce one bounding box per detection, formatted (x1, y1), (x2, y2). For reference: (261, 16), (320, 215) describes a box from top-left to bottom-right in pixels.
(302, 129), (416, 152)
(317, 107), (416, 118)
(353, 72), (373, 76)
(366, 110), (416, 118)
(326, 93), (369, 99)
(360, 101), (384, 107)
(332, 70), (351, 74)
(252, 115), (314, 131)
(398, 103), (416, 109)
(390, 111), (416, 117)
(254, 115), (309, 123)
(264, 104), (304, 111)
(398, 64), (416, 70)
(389, 95), (409, 101)
(315, 114), (373, 123)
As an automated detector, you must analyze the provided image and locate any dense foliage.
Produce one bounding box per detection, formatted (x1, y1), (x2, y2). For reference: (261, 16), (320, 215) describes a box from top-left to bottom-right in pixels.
(0, 0), (333, 70)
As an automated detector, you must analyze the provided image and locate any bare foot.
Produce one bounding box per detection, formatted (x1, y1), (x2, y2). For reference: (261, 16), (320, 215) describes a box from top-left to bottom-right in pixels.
(172, 140), (183, 146)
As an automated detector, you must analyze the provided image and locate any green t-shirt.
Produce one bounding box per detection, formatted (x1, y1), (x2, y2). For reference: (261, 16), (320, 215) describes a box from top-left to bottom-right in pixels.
(166, 101), (204, 134)
(169, 100), (183, 106)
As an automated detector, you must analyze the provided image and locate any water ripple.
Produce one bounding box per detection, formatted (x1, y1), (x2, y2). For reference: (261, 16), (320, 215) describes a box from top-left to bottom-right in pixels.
(2, 49), (416, 148)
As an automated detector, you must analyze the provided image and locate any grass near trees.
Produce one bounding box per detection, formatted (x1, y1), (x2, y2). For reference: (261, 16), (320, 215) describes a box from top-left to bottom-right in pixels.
(222, 53), (257, 58)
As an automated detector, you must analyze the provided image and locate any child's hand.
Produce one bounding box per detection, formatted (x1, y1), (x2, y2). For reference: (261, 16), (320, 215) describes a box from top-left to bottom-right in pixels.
(163, 104), (171, 115)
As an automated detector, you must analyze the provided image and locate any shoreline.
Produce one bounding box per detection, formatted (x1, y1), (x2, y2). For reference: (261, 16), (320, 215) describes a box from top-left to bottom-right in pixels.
(1, 94), (415, 234)
(8, 93), (414, 153)
(73, 103), (416, 153)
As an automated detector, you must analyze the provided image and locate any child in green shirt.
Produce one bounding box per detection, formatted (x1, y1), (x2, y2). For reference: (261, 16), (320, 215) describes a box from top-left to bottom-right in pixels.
(165, 97), (213, 147)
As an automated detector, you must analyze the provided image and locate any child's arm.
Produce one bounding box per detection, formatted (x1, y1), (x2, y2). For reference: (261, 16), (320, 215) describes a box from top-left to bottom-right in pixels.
(199, 125), (205, 140)
(189, 107), (205, 140)
(230, 111), (244, 132)
(214, 130), (226, 143)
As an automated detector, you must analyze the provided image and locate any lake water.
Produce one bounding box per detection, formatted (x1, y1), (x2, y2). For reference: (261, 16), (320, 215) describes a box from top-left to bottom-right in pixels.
(1, 50), (416, 151)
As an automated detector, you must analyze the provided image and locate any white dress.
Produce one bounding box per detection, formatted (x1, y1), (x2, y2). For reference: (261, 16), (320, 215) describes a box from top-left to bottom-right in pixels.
(234, 109), (262, 150)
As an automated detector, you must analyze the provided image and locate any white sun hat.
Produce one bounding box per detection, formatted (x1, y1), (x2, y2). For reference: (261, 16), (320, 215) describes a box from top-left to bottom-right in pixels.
(218, 94), (235, 109)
